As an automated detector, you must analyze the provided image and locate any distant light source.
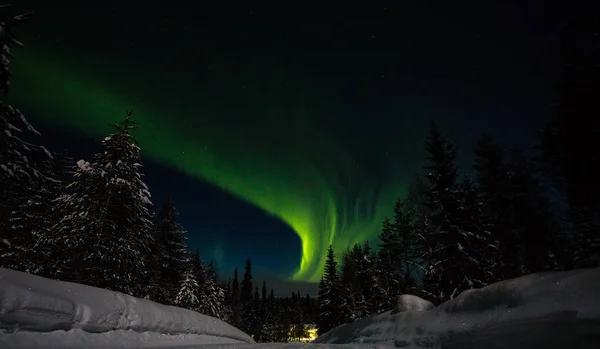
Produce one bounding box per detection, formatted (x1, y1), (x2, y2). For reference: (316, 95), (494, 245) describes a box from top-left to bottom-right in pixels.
(287, 323), (319, 342)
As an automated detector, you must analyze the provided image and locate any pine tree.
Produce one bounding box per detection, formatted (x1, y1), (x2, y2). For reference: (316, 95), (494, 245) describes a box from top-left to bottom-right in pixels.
(174, 266), (201, 311)
(5, 152), (71, 274)
(509, 150), (558, 273)
(252, 286), (262, 340)
(230, 267), (241, 327)
(455, 175), (498, 285)
(199, 261), (227, 320)
(374, 217), (399, 311)
(317, 244), (345, 335)
(240, 259), (255, 335)
(474, 135), (521, 279)
(260, 288), (280, 342)
(40, 113), (153, 296)
(0, 7), (54, 267)
(339, 242), (377, 322)
(536, 3), (600, 267)
(419, 122), (495, 302)
(392, 199), (418, 286)
(258, 280), (267, 340)
(151, 199), (189, 304)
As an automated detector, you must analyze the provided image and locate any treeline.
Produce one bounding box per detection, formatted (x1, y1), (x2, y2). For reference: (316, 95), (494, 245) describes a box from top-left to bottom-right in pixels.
(316, 4), (599, 334)
(0, 8), (317, 343)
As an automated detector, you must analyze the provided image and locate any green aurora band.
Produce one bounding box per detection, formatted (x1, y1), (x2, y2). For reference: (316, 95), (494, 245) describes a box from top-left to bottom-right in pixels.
(10, 51), (409, 282)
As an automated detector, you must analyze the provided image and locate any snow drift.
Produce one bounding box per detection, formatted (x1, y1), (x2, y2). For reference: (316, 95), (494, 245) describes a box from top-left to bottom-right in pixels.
(0, 267), (253, 348)
(315, 267), (600, 348)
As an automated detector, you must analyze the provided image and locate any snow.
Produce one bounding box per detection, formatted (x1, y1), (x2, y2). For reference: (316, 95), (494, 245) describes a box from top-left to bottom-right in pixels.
(40, 146), (53, 159)
(315, 267), (600, 348)
(391, 295), (434, 315)
(0, 268), (253, 348)
(2, 267), (600, 348)
(76, 159), (90, 171)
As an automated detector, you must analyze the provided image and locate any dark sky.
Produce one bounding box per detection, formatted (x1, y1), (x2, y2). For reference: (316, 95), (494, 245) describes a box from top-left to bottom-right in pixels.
(9, 0), (564, 293)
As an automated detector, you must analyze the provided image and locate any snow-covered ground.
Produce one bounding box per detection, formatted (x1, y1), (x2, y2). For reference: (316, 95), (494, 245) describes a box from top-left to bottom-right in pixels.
(315, 267), (600, 348)
(2, 267), (600, 348)
(0, 267), (253, 348)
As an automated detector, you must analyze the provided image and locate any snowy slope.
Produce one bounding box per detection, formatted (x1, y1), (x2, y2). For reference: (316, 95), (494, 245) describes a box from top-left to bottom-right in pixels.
(0, 267), (253, 348)
(2, 267), (600, 349)
(315, 267), (600, 348)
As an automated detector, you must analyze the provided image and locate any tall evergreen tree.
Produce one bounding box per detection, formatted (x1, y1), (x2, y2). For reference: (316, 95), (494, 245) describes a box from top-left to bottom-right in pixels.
(174, 265), (200, 311)
(509, 150), (558, 273)
(317, 245), (344, 335)
(474, 135), (521, 279)
(374, 217), (399, 311)
(0, 7), (55, 268)
(5, 152), (71, 274)
(419, 122), (495, 302)
(39, 113), (153, 296)
(536, 2), (600, 267)
(392, 199), (418, 286)
(150, 199), (189, 304)
(252, 286), (262, 340)
(230, 267), (241, 327)
(199, 261), (228, 320)
(259, 288), (278, 342)
(240, 259), (255, 335)
(259, 280), (267, 338)
(340, 242), (377, 322)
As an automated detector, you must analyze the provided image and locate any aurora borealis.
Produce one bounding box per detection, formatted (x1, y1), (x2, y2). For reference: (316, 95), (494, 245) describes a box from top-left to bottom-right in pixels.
(10, 1), (561, 284)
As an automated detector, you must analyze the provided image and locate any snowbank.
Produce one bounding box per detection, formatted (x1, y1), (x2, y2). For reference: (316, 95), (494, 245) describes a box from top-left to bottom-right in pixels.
(391, 294), (434, 314)
(0, 268), (253, 348)
(315, 267), (600, 348)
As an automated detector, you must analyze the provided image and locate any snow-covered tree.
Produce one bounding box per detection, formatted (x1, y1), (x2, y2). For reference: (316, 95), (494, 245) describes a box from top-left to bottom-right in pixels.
(340, 242), (377, 322)
(317, 244), (345, 335)
(258, 288), (278, 342)
(0, 6), (55, 267)
(199, 261), (228, 320)
(240, 259), (255, 335)
(229, 267), (241, 327)
(508, 150), (559, 273)
(174, 266), (201, 310)
(148, 199), (189, 304)
(40, 113), (153, 296)
(418, 122), (496, 303)
(6, 152), (72, 274)
(474, 135), (522, 279)
(373, 217), (399, 311)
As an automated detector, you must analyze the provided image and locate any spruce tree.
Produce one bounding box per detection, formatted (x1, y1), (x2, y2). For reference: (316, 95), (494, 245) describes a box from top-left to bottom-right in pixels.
(199, 261), (227, 320)
(230, 267), (241, 327)
(509, 150), (558, 273)
(419, 122), (495, 302)
(536, 3), (600, 267)
(174, 265), (201, 311)
(40, 113), (153, 296)
(0, 7), (55, 267)
(252, 286), (262, 340)
(5, 152), (71, 274)
(240, 259), (255, 335)
(340, 242), (377, 321)
(317, 244), (344, 335)
(258, 288), (278, 342)
(474, 135), (521, 279)
(258, 281), (267, 339)
(374, 217), (399, 311)
(392, 199), (418, 286)
(151, 199), (189, 304)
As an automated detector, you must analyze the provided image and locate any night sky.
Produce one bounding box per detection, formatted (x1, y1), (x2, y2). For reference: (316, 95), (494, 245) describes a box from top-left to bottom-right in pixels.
(9, 1), (564, 291)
